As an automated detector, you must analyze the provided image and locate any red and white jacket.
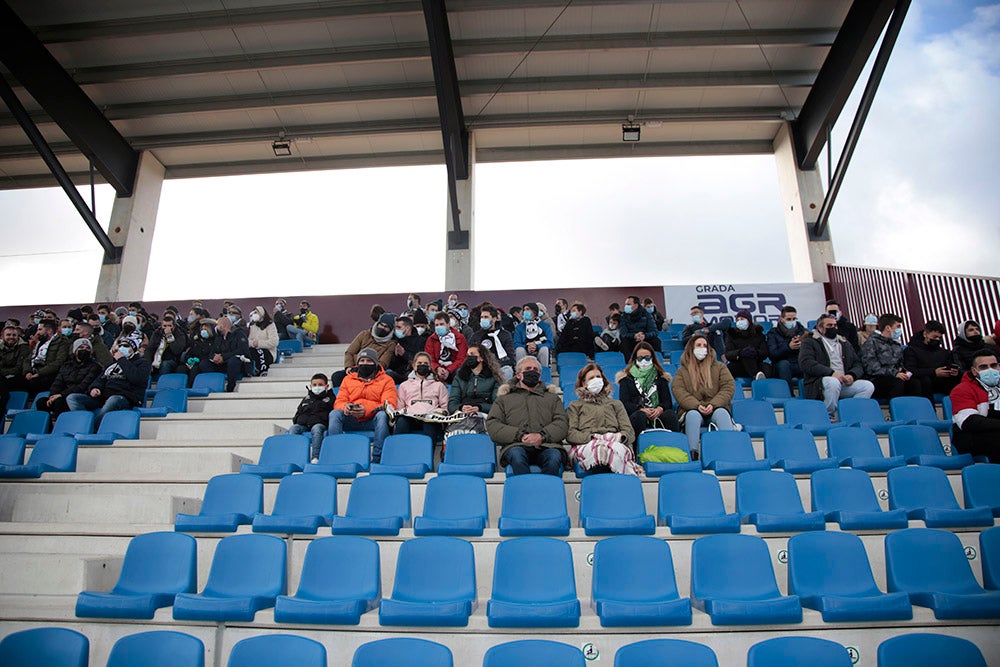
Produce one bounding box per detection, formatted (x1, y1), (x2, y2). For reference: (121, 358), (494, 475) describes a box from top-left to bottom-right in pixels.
(950, 372), (1000, 430)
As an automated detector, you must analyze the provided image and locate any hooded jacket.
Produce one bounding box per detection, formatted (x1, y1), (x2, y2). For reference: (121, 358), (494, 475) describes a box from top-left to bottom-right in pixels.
(903, 331), (957, 381)
(799, 330), (864, 400)
(952, 320), (998, 371)
(292, 388), (335, 428)
(0, 338), (29, 379)
(860, 332), (904, 378)
(448, 363), (501, 413)
(486, 380), (569, 462)
(334, 366), (398, 422)
(724, 323), (769, 365)
(566, 383), (635, 446)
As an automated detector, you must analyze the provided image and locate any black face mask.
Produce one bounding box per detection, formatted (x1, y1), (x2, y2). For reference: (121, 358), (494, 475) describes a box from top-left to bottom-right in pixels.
(300, 308), (309, 315)
(357, 363), (377, 379)
(76, 350), (92, 362)
(927, 339), (941, 348)
(968, 334), (984, 345)
(122, 324), (136, 334)
(521, 369), (541, 387)
(415, 364), (431, 377)
(823, 328), (838, 340)
(36, 333), (49, 343)
(375, 326), (392, 338)
(464, 356), (480, 368)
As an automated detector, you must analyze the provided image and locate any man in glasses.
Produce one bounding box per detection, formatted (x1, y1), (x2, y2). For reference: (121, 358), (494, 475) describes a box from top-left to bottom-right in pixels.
(950, 349), (1000, 462)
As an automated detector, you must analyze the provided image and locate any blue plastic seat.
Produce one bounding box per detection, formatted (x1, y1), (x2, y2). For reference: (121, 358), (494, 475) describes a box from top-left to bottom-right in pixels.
(76, 531), (197, 619)
(240, 433), (309, 477)
(556, 352), (588, 369)
(592, 535), (691, 626)
(3, 410), (49, 439)
(436, 433), (496, 477)
(731, 400), (785, 438)
(277, 339), (303, 356)
(888, 424), (973, 469)
(0, 627), (89, 667)
(498, 474), (571, 536)
(274, 536), (380, 624)
(352, 638), (453, 667)
(539, 366), (552, 384)
(251, 473), (337, 534)
(379, 536), (477, 626)
(0, 436), (78, 478)
(579, 474), (655, 535)
(188, 372), (225, 397)
(657, 472), (740, 533)
(690, 533), (803, 625)
(173, 533), (286, 621)
(890, 396), (952, 432)
(76, 409), (140, 445)
(135, 388), (188, 418)
(228, 634), (325, 667)
(980, 526), (1000, 590)
(614, 639), (718, 667)
(175, 473), (263, 532)
(887, 465), (993, 528)
(330, 474), (410, 535)
(962, 463), (1000, 516)
(0, 437), (25, 465)
(752, 378), (793, 407)
(4, 392), (45, 420)
(783, 398), (846, 436)
(594, 351), (626, 367)
(877, 633), (987, 667)
(810, 467), (908, 530)
(885, 528), (1000, 619)
(484, 640), (584, 667)
(764, 429), (838, 474)
(747, 637), (853, 667)
(826, 426), (905, 472)
(838, 397), (903, 434)
(304, 433), (370, 477)
(106, 631), (204, 667)
(788, 531), (912, 622)
(25, 410), (94, 443)
(146, 372), (188, 401)
(3, 390), (28, 414)
(488, 537), (581, 627)
(637, 430), (700, 475)
(413, 474), (488, 536)
(701, 431), (772, 475)
(369, 433), (433, 478)
(736, 470), (826, 532)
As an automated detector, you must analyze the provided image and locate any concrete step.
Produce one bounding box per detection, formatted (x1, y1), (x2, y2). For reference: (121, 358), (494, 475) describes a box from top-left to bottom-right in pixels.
(188, 395), (302, 415)
(76, 447), (259, 474)
(140, 416), (289, 440)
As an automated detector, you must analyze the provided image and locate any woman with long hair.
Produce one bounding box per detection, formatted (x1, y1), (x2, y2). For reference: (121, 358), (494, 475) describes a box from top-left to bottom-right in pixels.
(247, 306), (279, 376)
(394, 351), (450, 443)
(567, 363), (641, 475)
(617, 341), (680, 438)
(448, 343), (502, 416)
(672, 333), (736, 457)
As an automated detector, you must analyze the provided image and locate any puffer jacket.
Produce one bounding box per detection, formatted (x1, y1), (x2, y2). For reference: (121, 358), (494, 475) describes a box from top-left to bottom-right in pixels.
(766, 322), (808, 362)
(49, 357), (104, 396)
(902, 331), (956, 382)
(344, 328), (396, 369)
(448, 365), (500, 413)
(671, 359), (735, 417)
(861, 332), (903, 377)
(292, 388), (335, 428)
(396, 376), (450, 415)
(486, 380), (569, 462)
(0, 339), (29, 378)
(333, 367), (398, 421)
(566, 384), (635, 446)
(799, 330), (864, 400)
(89, 355), (152, 406)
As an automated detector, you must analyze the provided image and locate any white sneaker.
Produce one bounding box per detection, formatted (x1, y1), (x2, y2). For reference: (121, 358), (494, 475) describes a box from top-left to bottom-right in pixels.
(594, 336), (609, 351)
(755, 371), (766, 381)
(310, 457), (319, 465)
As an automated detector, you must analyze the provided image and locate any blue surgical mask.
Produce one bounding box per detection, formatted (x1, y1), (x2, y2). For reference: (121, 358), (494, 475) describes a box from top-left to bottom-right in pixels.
(435, 325), (448, 337)
(569, 312), (579, 319)
(129, 311), (137, 317)
(735, 319), (749, 331)
(480, 318), (492, 330)
(200, 330), (210, 339)
(645, 306), (654, 314)
(394, 329), (405, 339)
(892, 328), (903, 341)
(522, 311), (534, 321)
(60, 327), (73, 336)
(692, 314), (702, 323)
(864, 315), (878, 326)
(978, 368), (1000, 387)
(623, 305), (634, 314)
(228, 315), (238, 324)
(118, 346), (132, 358)
(458, 308), (468, 319)
(98, 314), (107, 323)
(783, 319), (797, 329)
(187, 314), (196, 323)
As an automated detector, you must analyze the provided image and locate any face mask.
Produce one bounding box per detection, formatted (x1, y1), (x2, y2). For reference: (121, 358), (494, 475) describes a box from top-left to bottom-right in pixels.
(415, 326), (427, 336)
(623, 305), (634, 314)
(310, 385), (327, 395)
(448, 299), (457, 308)
(569, 312), (579, 320)
(636, 358), (653, 370)
(129, 311), (137, 317)
(98, 314), (107, 323)
(823, 327), (838, 340)
(187, 315), (196, 323)
(927, 338), (941, 348)
(693, 347), (709, 361)
(464, 356), (480, 368)
(60, 327), (72, 336)
(415, 364), (431, 377)
(249, 313), (260, 323)
(275, 303), (285, 311)
(978, 368), (1000, 387)
(200, 330), (210, 339)
(458, 308), (468, 319)
(33, 318), (41, 325)
(692, 314), (702, 323)
(76, 350), (91, 362)
(522, 311), (534, 321)
(406, 299), (413, 308)
(608, 324), (617, 331)
(828, 311), (840, 319)
(300, 308), (308, 315)
(586, 376), (604, 394)
(374, 325), (392, 339)
(891, 328), (903, 341)
(228, 315), (238, 324)
(480, 318), (492, 330)
(645, 306), (654, 313)
(783, 319), (797, 329)
(521, 369), (541, 387)
(435, 325), (448, 337)
(864, 316), (878, 326)
(357, 363), (377, 379)
(394, 329), (406, 339)
(735, 320), (749, 331)
(449, 318), (458, 329)
(122, 324), (136, 334)
(118, 346), (133, 359)
(36, 333), (49, 343)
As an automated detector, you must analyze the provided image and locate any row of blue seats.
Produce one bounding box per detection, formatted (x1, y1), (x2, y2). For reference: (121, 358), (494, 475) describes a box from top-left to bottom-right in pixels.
(7, 628), (988, 667)
(75, 528), (1000, 626)
(175, 464), (1000, 537)
(734, 395), (952, 435)
(0, 409), (140, 444)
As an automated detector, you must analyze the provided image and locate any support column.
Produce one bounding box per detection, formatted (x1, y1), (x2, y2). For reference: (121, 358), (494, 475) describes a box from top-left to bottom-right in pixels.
(445, 134), (474, 291)
(95, 151), (165, 301)
(772, 122), (835, 282)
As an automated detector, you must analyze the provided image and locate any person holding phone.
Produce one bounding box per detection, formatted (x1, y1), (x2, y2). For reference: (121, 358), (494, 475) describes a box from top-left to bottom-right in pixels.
(861, 313), (917, 400)
(903, 320), (961, 399)
(766, 305), (808, 393)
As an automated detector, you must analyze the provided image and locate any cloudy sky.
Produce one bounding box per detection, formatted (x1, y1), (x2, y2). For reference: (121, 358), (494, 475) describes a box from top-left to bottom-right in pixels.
(0, 0), (996, 306)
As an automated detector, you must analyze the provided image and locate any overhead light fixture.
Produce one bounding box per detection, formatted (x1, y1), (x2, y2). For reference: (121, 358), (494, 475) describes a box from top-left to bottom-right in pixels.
(622, 124), (641, 142)
(271, 139), (292, 157)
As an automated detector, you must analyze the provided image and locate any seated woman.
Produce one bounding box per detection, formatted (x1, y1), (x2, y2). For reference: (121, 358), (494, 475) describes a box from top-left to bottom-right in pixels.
(618, 341), (680, 439)
(394, 351), (450, 443)
(672, 334), (737, 457)
(247, 306), (279, 376)
(954, 320), (999, 371)
(567, 363), (640, 475)
(182, 319), (216, 386)
(723, 308), (770, 381)
(447, 343), (502, 430)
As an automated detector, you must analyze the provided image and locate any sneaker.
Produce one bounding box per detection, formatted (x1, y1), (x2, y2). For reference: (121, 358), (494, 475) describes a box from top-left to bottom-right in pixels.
(755, 371), (766, 381)
(733, 422), (743, 432)
(310, 457), (319, 465)
(594, 336), (609, 351)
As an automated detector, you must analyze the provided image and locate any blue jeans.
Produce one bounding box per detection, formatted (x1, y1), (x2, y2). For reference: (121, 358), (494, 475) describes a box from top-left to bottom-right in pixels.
(683, 408), (735, 454)
(328, 410), (390, 462)
(503, 445), (563, 476)
(196, 357), (243, 392)
(774, 359), (802, 393)
(65, 393), (133, 423)
(290, 423), (327, 460)
(286, 325), (314, 345)
(157, 360), (179, 376)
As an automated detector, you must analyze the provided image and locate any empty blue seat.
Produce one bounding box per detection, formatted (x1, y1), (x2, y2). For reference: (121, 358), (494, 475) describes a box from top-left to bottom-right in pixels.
(579, 474), (655, 535)
(352, 638), (452, 667)
(557, 352), (588, 369)
(657, 472), (740, 533)
(3, 410), (49, 439)
(764, 429), (838, 474)
(691, 533), (802, 625)
(240, 434), (309, 477)
(637, 430), (700, 475)
(887, 465), (993, 528)
(484, 640), (584, 667)
(701, 431), (772, 475)
(25, 410), (93, 443)
(188, 372), (225, 397)
(877, 633), (987, 667)
(76, 409), (140, 445)
(731, 400), (785, 438)
(4, 391), (46, 420)
(274, 536), (380, 624)
(106, 631), (204, 667)
(175, 473), (263, 532)
(980, 526), (1000, 590)
(436, 433), (496, 477)
(783, 398), (845, 436)
(0, 437), (25, 465)
(277, 339), (303, 356)
(736, 470), (826, 532)
(488, 537), (580, 627)
(962, 463), (1000, 516)
(173, 533), (286, 621)
(330, 474), (410, 535)
(304, 433), (370, 477)
(888, 424), (973, 469)
(810, 467), (908, 530)
(594, 351), (626, 366)
(0, 627), (89, 667)
(498, 474), (571, 536)
(747, 636), (853, 667)
(592, 535), (691, 626)
(885, 528), (1000, 619)
(838, 397), (902, 434)
(3, 390), (28, 414)
(251, 473), (336, 534)
(228, 634), (325, 667)
(379, 536), (476, 626)
(0, 436), (77, 478)
(614, 639), (718, 667)
(135, 388), (188, 417)
(76, 531), (197, 619)
(413, 474), (488, 536)
(826, 426), (905, 472)
(787, 531), (912, 622)
(752, 378), (793, 406)
(369, 433), (433, 478)
(890, 396), (952, 432)
(146, 372), (188, 401)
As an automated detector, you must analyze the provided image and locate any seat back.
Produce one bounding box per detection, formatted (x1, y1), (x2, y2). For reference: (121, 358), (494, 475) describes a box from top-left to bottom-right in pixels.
(4, 391), (28, 413)
(270, 473), (337, 521)
(379, 434), (433, 468)
(113, 532), (197, 596)
(764, 429), (821, 462)
(658, 472), (729, 519)
(256, 434), (309, 468)
(7, 410), (48, 437)
(877, 634), (987, 667)
(701, 431), (758, 464)
(191, 372), (225, 394)
(825, 427), (883, 460)
(27, 436), (78, 472)
(962, 463), (1000, 511)
(391, 536), (476, 604)
(151, 388), (188, 413)
(153, 373), (188, 392)
(736, 470), (807, 516)
(277, 339), (303, 355)
(748, 637), (852, 667)
(484, 640), (584, 667)
(810, 467), (882, 514)
(0, 627), (89, 667)
(783, 399), (832, 427)
(885, 528), (984, 596)
(421, 475), (488, 522)
(203, 534), (286, 598)
(492, 537), (576, 603)
(345, 474), (411, 521)
(96, 410), (141, 438)
(637, 429), (690, 455)
(580, 474), (648, 521)
(107, 631), (205, 667)
(838, 398), (886, 425)
(980, 526), (1000, 590)
(228, 634), (325, 667)
(888, 424), (944, 458)
(50, 411), (95, 437)
(732, 400), (779, 429)
(593, 535), (680, 603)
(317, 433), (371, 469)
(294, 536), (380, 601)
(887, 465), (961, 511)
(200, 473), (264, 516)
(691, 534), (782, 600)
(594, 351), (626, 367)
(614, 638), (719, 667)
(556, 352), (588, 369)
(751, 378), (792, 401)
(441, 433), (495, 466)
(352, 638), (453, 667)
(889, 396), (940, 422)
(501, 474), (568, 520)
(0, 437), (26, 466)
(788, 531), (883, 598)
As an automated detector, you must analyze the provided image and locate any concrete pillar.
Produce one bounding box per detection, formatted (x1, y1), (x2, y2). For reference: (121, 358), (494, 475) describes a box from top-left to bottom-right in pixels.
(445, 134), (474, 291)
(772, 122), (835, 282)
(95, 151), (165, 302)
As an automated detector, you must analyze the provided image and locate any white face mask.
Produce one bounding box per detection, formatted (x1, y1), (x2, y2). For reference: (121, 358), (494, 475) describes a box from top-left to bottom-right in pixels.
(585, 376), (605, 394)
(249, 313), (260, 323)
(415, 326), (427, 336)
(636, 359), (653, 370)
(693, 347), (709, 361)
(309, 385), (327, 395)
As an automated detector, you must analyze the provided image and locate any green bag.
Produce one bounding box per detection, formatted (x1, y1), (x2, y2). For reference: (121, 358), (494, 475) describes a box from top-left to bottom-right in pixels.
(639, 445), (691, 464)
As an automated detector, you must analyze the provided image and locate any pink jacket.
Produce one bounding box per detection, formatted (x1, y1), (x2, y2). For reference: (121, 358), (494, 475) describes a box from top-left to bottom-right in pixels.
(396, 376), (450, 415)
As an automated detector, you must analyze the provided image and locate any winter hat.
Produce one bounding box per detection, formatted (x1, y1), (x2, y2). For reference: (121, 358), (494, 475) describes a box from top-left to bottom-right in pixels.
(252, 306), (266, 320)
(121, 315), (139, 328)
(412, 309), (428, 326)
(228, 305), (242, 316)
(357, 348), (379, 365)
(377, 313), (396, 328)
(72, 338), (92, 354)
(522, 302), (539, 316)
(735, 309), (753, 321)
(115, 307), (128, 317)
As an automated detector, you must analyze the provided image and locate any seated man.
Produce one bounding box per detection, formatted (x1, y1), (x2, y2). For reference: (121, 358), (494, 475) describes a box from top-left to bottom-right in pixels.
(681, 304), (724, 359)
(552, 297), (570, 338)
(144, 315), (186, 377)
(950, 349), (1000, 461)
(80, 316), (114, 368)
(902, 320), (961, 399)
(66, 338), (151, 422)
(824, 299), (860, 352)
(272, 299), (295, 341)
(336, 312), (398, 386)
(800, 314), (875, 418)
(290, 373), (335, 464)
(642, 297), (667, 331)
(468, 304), (515, 381)
(37, 338), (103, 418)
(385, 315), (426, 383)
(723, 309), (770, 381)
(425, 311), (468, 382)
(196, 315), (250, 392)
(0, 325), (29, 416)
(486, 356), (568, 476)
(861, 313), (917, 400)
(766, 305), (807, 392)
(513, 302), (554, 368)
(23, 318), (71, 397)
(328, 348), (397, 464)
(554, 302), (596, 359)
(286, 300), (319, 345)
(619, 295), (661, 359)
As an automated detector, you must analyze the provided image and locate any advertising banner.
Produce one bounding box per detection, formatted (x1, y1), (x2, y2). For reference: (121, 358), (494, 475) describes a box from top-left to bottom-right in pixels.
(662, 283), (827, 325)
